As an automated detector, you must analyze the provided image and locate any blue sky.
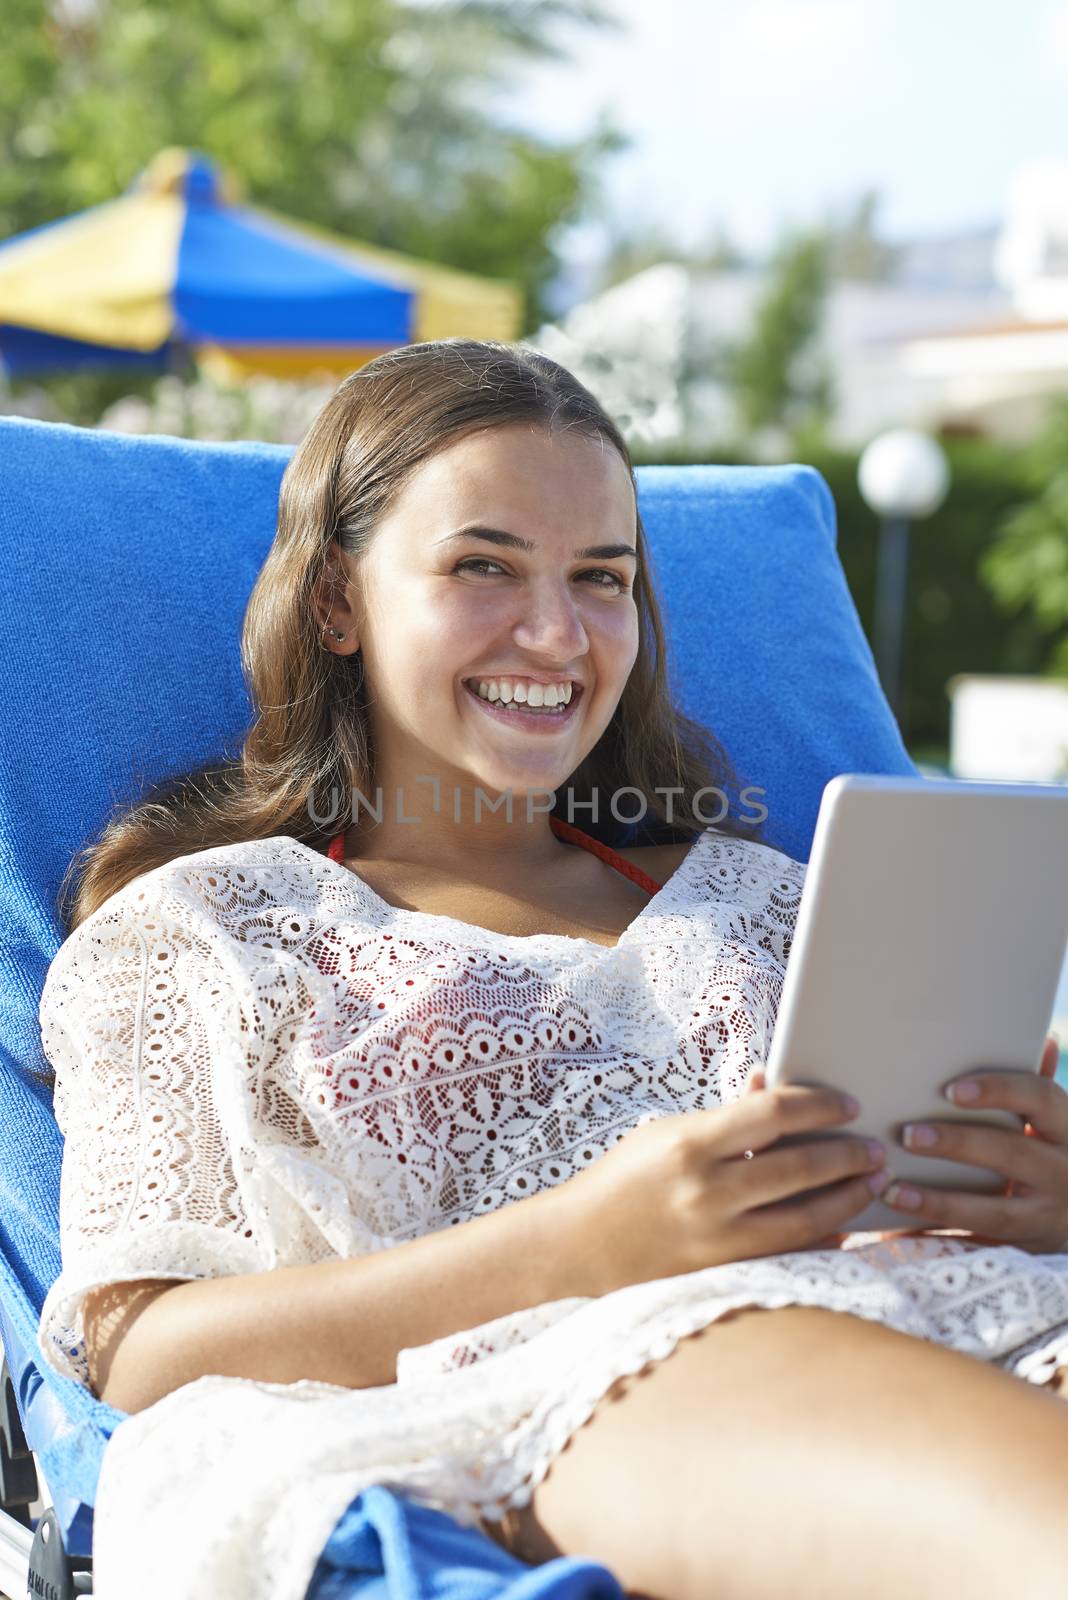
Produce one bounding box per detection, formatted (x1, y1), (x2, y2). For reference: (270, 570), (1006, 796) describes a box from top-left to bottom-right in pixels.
(488, 0), (1068, 264)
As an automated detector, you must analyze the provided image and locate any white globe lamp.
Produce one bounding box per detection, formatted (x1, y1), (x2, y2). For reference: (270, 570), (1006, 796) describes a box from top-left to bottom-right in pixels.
(857, 429), (951, 719)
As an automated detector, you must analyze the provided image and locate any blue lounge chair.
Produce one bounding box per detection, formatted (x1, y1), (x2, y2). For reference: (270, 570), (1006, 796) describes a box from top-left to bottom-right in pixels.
(0, 414), (914, 1597)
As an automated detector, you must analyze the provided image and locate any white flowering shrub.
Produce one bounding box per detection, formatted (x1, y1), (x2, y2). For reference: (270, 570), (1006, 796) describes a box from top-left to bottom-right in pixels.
(99, 373), (338, 443)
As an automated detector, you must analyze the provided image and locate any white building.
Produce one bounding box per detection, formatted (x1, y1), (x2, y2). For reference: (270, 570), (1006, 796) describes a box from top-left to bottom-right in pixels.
(532, 162), (1068, 454)
(531, 263), (1014, 454)
(891, 162), (1068, 444)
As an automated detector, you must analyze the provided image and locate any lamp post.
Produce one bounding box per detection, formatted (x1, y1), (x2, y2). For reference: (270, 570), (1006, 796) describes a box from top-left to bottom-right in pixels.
(857, 428), (950, 721)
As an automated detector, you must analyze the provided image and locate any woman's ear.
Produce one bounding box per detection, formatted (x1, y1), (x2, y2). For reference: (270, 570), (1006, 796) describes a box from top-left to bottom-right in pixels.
(314, 542), (360, 651)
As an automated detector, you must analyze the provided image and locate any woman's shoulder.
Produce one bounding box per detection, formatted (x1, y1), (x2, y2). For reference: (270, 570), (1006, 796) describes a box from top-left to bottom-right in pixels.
(47, 835), (321, 974)
(616, 828), (804, 881)
(119, 834), (318, 904)
(612, 839), (693, 880)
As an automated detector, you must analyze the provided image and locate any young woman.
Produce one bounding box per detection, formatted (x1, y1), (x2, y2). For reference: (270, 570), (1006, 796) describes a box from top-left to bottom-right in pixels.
(38, 339), (1068, 1600)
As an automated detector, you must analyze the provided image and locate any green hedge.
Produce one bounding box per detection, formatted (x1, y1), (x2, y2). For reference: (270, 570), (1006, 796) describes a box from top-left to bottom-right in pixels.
(632, 438), (1049, 752)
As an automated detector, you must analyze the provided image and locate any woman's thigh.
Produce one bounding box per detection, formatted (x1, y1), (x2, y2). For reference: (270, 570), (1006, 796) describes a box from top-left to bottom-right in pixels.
(479, 1304), (1068, 1600)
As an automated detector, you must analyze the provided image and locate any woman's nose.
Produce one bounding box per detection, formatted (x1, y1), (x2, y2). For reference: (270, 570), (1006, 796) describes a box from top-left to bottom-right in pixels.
(512, 584), (589, 656)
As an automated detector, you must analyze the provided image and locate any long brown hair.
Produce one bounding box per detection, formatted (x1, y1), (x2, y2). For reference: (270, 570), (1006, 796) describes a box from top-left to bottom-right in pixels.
(59, 338), (763, 939)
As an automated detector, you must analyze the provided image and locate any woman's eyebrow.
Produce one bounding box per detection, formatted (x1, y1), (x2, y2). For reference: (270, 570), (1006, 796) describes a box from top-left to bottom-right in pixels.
(436, 524), (638, 562)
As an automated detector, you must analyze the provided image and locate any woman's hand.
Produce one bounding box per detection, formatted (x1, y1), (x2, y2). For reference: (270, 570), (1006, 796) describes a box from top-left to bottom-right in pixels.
(880, 1035), (1068, 1253)
(556, 1072), (890, 1298)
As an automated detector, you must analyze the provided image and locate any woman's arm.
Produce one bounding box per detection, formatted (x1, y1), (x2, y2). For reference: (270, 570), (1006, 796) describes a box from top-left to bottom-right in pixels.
(86, 1181), (583, 1413)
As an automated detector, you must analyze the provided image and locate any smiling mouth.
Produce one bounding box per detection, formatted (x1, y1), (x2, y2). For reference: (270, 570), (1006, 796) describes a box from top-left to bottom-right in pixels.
(461, 679), (584, 726)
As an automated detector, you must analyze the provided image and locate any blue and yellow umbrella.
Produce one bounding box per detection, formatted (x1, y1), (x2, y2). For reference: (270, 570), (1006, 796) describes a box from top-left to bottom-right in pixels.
(0, 148), (524, 380)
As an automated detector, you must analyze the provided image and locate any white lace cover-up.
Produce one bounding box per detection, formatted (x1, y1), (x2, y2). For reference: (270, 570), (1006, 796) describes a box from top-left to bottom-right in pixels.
(36, 831), (1068, 1600)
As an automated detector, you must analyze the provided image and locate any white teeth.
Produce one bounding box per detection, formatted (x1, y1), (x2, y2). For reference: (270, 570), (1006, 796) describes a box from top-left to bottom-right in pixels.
(470, 676), (577, 707)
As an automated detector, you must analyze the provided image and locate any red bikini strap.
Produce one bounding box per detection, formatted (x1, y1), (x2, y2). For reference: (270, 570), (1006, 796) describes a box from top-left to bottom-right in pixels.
(326, 818), (664, 895)
(548, 814), (663, 894)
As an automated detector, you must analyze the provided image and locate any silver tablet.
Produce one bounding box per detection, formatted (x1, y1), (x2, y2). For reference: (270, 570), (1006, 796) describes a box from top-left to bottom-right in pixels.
(764, 773), (1068, 1233)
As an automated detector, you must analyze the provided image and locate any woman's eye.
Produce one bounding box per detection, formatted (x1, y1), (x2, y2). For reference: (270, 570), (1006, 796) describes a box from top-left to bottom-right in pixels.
(582, 569), (630, 592)
(454, 558), (506, 578)
(453, 558), (628, 592)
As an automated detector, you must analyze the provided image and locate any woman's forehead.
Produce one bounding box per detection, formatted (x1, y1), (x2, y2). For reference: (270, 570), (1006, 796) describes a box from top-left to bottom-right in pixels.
(387, 428), (635, 529)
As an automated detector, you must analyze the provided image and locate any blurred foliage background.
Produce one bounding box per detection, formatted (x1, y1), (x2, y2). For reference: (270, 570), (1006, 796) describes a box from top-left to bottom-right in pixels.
(633, 415), (1068, 761)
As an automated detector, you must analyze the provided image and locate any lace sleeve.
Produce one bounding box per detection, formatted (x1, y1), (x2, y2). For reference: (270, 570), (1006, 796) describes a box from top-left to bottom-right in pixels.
(697, 833), (807, 966)
(748, 840), (807, 966)
(36, 868), (289, 1389)
(685, 834), (808, 1096)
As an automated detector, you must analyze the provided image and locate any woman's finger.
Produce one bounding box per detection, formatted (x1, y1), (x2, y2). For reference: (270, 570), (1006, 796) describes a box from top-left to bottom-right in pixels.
(879, 1178), (1068, 1250)
(894, 1117), (1068, 1191)
(939, 1058), (1068, 1145)
(1042, 1034), (1061, 1077)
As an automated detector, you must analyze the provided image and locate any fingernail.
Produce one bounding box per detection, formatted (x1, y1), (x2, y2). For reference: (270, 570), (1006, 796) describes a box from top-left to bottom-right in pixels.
(842, 1094), (860, 1116)
(867, 1169), (892, 1194)
(884, 1182), (922, 1209)
(902, 1122), (937, 1149)
(945, 1080), (980, 1104)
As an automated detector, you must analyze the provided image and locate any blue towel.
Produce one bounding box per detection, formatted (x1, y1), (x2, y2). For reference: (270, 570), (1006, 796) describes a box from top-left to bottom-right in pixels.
(305, 1486), (624, 1599)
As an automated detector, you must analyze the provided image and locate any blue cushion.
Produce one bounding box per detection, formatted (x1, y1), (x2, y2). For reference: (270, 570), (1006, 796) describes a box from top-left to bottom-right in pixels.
(637, 462), (915, 855)
(3, 418), (911, 915)
(0, 415), (914, 1555)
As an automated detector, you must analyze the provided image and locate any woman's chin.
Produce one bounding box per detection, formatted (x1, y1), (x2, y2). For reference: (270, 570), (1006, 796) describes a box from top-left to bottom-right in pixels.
(452, 751), (578, 806)
(467, 769), (571, 804)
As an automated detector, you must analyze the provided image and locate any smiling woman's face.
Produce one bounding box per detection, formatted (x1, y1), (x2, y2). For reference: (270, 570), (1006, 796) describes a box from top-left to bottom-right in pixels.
(345, 422), (641, 805)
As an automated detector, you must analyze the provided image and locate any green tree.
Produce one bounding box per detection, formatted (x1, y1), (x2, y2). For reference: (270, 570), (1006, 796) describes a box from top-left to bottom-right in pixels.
(596, 217), (747, 292)
(980, 396), (1068, 677)
(722, 225), (834, 449)
(824, 188), (898, 282)
(1, 0), (626, 420)
(690, 224), (749, 275)
(596, 219), (686, 290)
